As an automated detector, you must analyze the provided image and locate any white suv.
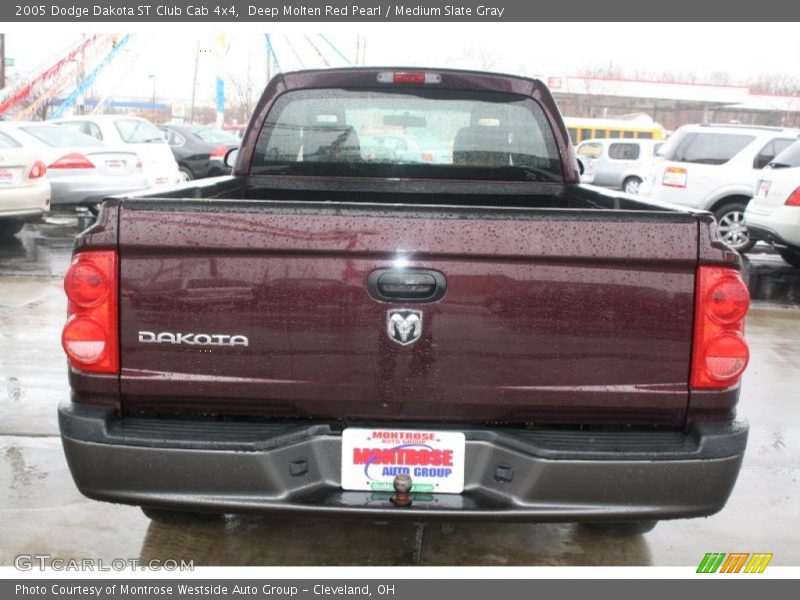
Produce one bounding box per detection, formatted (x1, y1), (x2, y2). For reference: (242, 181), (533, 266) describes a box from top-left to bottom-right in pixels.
(744, 140), (800, 267)
(640, 124), (800, 252)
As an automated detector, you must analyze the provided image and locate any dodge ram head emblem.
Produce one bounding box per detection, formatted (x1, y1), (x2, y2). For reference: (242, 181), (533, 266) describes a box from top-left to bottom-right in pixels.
(387, 309), (423, 346)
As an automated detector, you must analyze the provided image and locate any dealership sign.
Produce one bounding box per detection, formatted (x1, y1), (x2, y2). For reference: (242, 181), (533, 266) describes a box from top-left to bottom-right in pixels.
(341, 428), (466, 493)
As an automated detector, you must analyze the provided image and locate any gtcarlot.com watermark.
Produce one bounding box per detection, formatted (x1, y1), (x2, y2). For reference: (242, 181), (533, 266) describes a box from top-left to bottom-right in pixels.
(14, 554), (194, 571)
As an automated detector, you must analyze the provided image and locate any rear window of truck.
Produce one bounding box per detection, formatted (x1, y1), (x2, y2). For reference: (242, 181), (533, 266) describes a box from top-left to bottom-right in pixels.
(251, 89), (563, 182)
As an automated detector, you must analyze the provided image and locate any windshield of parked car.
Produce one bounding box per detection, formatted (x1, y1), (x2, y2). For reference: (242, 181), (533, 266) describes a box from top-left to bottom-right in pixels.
(252, 88), (563, 182)
(115, 119), (166, 144)
(0, 131), (22, 148)
(194, 128), (239, 144)
(659, 130), (755, 165)
(770, 140), (800, 168)
(18, 125), (104, 147)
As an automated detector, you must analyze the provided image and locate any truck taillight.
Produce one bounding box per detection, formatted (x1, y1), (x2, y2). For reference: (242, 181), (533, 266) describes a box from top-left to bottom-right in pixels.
(691, 266), (750, 389)
(663, 166), (687, 188)
(62, 251), (118, 374)
(785, 187), (800, 206)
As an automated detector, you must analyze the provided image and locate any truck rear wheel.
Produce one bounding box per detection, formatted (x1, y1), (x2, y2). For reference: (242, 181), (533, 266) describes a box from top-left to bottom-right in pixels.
(141, 506), (223, 523)
(580, 520), (658, 536)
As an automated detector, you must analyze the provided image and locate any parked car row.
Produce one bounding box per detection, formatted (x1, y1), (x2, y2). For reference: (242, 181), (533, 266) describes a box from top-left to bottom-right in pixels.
(639, 123), (800, 254)
(0, 115), (242, 239)
(577, 122), (800, 267)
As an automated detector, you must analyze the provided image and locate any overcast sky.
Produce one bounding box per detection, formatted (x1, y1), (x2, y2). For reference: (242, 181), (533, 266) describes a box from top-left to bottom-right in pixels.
(4, 24), (800, 110)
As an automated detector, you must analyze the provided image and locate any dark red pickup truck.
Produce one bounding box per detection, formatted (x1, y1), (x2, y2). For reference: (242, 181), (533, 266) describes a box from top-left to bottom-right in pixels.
(59, 68), (750, 534)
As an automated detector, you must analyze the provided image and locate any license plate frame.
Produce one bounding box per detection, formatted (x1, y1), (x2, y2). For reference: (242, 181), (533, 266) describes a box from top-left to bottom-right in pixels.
(341, 428), (466, 494)
(756, 179), (771, 199)
(106, 159), (126, 172)
(0, 167), (21, 184)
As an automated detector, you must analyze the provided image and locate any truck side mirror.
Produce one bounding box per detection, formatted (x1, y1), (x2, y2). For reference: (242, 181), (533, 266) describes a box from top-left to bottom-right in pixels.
(224, 148), (239, 169)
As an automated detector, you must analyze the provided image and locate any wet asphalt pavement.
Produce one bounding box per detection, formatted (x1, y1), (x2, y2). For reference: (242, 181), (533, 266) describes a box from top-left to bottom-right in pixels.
(0, 218), (798, 567)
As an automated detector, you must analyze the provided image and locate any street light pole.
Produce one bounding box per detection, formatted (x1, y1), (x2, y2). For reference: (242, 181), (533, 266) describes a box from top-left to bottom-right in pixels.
(189, 40), (199, 124)
(148, 74), (156, 121)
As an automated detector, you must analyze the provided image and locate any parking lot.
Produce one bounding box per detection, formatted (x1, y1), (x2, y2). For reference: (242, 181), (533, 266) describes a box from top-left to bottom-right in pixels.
(0, 217), (798, 567)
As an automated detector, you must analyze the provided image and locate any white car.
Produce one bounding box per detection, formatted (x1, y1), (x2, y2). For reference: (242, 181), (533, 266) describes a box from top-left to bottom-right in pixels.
(576, 138), (663, 194)
(0, 128), (51, 238)
(51, 115), (181, 188)
(744, 140), (800, 267)
(639, 124), (800, 252)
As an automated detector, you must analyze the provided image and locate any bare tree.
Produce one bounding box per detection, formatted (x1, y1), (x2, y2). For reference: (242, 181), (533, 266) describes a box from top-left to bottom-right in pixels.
(447, 46), (499, 71)
(224, 54), (257, 125)
(749, 73), (800, 96)
(575, 64), (623, 118)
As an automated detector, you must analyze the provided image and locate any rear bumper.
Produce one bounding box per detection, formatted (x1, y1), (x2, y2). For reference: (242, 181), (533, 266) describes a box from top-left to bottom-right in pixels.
(59, 402), (748, 521)
(0, 181), (50, 218)
(49, 176), (149, 206)
(744, 206), (800, 249)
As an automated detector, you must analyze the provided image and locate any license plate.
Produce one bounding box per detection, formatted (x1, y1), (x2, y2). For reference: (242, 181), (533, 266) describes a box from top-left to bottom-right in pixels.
(0, 167), (21, 184)
(341, 428), (466, 494)
(106, 159), (126, 172)
(756, 179), (771, 199)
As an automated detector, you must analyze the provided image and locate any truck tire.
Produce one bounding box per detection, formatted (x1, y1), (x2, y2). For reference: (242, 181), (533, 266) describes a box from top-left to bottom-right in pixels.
(714, 202), (756, 253)
(622, 176), (642, 195)
(141, 506), (223, 523)
(777, 247), (800, 268)
(0, 220), (25, 239)
(580, 520), (658, 536)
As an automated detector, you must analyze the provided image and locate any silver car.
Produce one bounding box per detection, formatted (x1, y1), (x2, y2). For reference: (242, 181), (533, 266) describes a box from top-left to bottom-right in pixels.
(576, 138), (663, 195)
(0, 123), (149, 207)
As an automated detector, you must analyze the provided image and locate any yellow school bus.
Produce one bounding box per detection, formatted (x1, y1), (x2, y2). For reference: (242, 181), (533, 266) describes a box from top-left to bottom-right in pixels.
(564, 117), (667, 145)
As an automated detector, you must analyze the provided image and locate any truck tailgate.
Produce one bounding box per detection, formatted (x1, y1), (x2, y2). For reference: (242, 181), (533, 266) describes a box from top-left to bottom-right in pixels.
(118, 201), (698, 426)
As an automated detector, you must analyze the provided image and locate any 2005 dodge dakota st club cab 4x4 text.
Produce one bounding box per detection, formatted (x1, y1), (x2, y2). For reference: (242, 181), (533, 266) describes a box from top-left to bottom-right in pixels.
(59, 68), (750, 534)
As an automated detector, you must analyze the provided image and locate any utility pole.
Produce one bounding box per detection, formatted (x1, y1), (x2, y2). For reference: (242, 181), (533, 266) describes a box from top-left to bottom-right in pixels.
(76, 34), (86, 115)
(189, 39), (199, 124)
